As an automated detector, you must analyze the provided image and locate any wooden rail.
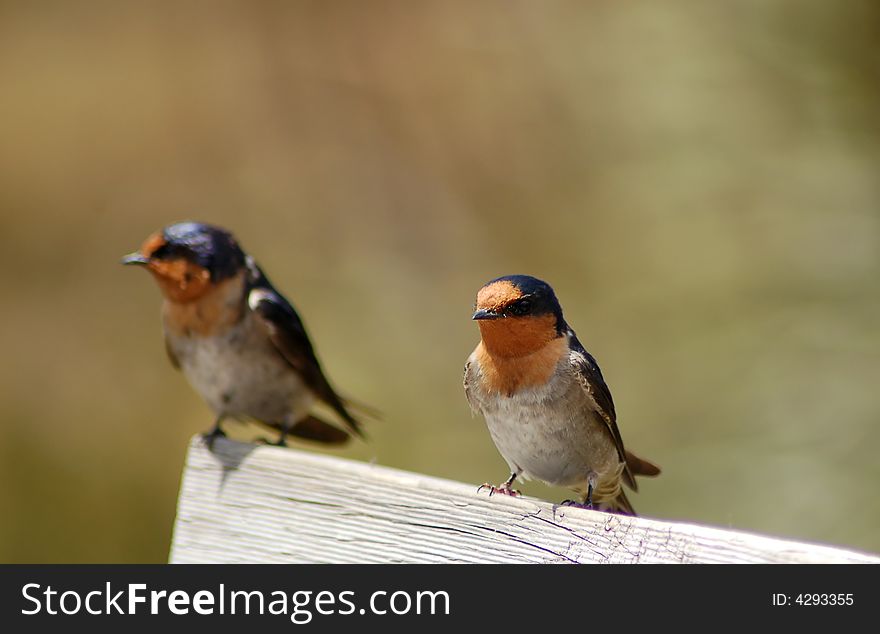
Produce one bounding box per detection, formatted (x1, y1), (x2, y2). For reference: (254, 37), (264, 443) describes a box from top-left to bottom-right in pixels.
(169, 436), (879, 564)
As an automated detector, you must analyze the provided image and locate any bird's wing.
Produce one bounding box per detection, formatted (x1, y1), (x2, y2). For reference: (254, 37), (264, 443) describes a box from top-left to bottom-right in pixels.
(567, 332), (638, 490)
(246, 260), (365, 438)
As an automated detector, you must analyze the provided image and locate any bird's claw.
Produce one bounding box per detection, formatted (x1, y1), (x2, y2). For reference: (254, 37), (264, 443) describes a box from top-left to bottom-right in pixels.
(560, 499), (594, 510)
(477, 483), (521, 497)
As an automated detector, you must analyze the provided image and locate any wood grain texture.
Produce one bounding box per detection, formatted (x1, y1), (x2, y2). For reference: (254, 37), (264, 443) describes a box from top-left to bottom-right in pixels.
(170, 437), (879, 564)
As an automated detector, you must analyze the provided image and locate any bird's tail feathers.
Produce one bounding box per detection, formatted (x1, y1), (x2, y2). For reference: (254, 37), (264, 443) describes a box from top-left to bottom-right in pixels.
(621, 448), (662, 491)
(625, 449), (661, 478)
(258, 415), (351, 445)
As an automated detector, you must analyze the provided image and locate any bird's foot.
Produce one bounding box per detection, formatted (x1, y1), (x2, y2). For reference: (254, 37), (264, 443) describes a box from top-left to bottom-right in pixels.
(202, 426), (227, 450)
(560, 499), (594, 510)
(477, 482), (521, 497)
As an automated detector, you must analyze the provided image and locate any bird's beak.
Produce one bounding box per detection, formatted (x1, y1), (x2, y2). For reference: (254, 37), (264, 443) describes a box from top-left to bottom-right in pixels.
(472, 308), (502, 321)
(121, 252), (150, 266)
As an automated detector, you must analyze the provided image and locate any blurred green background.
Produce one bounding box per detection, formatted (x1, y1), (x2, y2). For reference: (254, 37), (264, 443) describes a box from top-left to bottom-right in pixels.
(1, 1), (878, 562)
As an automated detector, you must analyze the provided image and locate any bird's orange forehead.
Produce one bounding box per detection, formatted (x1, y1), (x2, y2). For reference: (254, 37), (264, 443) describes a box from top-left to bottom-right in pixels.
(139, 233), (167, 257)
(475, 280), (523, 311)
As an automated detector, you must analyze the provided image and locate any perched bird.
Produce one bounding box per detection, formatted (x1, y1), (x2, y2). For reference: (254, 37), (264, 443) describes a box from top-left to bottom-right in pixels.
(464, 275), (659, 514)
(122, 221), (367, 447)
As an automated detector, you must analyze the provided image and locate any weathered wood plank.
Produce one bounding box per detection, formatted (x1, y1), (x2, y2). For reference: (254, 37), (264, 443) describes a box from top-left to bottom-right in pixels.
(170, 436), (879, 564)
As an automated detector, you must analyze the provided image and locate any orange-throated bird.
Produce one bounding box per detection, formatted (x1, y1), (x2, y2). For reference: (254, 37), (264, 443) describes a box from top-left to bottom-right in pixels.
(123, 221), (368, 447)
(464, 275), (659, 514)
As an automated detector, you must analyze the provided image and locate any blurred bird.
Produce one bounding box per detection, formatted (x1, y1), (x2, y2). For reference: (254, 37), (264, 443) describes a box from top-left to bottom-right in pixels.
(122, 221), (368, 447)
(464, 275), (659, 514)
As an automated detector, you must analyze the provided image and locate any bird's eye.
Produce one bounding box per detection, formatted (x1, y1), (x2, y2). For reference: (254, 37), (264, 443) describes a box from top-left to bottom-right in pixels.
(151, 244), (171, 260)
(510, 299), (531, 315)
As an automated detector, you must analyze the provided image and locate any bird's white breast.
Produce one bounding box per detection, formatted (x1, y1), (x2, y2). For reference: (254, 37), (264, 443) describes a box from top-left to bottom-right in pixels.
(466, 351), (620, 489)
(166, 311), (313, 424)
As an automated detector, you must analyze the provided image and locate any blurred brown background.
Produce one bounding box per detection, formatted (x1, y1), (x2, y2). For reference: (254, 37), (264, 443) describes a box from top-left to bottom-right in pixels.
(1, 1), (878, 561)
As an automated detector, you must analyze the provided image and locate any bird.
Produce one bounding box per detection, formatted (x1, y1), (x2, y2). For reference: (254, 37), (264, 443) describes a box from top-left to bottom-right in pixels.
(464, 274), (660, 515)
(122, 221), (368, 447)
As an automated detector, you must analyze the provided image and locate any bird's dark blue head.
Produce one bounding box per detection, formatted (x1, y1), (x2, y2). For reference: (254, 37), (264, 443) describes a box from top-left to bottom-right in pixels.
(122, 221), (247, 302)
(159, 222), (246, 281)
(123, 222), (245, 280)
